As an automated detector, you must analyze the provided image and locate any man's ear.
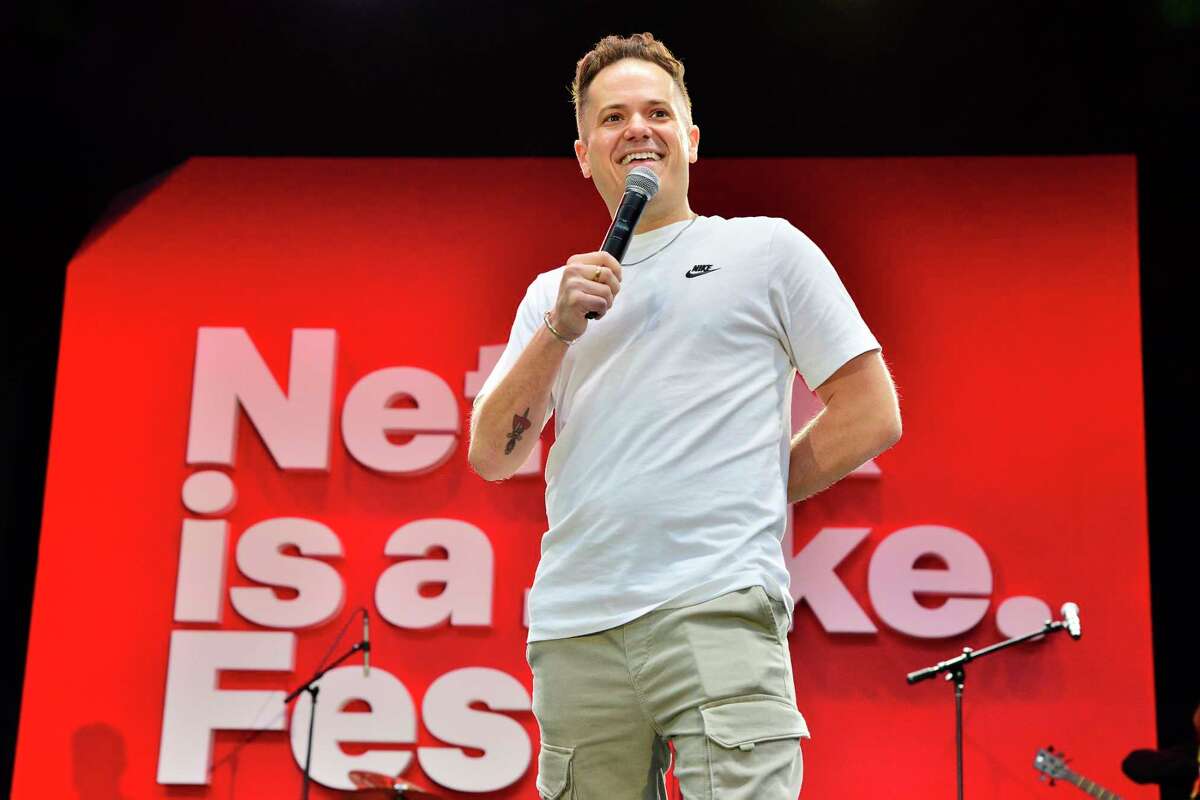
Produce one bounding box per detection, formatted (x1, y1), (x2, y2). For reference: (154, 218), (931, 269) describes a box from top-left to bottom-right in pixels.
(574, 139), (591, 178)
(688, 124), (700, 164)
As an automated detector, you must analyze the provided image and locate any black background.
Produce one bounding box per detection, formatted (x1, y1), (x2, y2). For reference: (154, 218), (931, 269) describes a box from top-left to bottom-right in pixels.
(5, 1), (1197, 796)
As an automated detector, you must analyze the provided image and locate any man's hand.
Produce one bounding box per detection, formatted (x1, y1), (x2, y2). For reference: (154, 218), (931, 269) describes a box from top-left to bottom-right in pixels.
(550, 251), (623, 339)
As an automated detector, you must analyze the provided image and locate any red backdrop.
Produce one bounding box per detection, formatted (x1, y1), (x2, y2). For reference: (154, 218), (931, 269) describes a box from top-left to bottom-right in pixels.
(15, 156), (1152, 799)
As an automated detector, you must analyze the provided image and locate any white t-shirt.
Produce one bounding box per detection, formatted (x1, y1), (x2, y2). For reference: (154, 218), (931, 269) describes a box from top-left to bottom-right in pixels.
(478, 215), (881, 642)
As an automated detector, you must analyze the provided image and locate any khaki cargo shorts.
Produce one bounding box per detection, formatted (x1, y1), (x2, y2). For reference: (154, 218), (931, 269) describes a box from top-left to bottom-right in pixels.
(527, 585), (809, 799)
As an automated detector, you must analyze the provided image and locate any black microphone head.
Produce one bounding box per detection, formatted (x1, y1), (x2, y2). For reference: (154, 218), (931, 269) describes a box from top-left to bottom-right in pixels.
(625, 166), (660, 200)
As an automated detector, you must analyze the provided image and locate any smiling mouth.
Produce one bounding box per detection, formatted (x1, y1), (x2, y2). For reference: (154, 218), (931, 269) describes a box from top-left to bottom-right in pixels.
(619, 152), (663, 167)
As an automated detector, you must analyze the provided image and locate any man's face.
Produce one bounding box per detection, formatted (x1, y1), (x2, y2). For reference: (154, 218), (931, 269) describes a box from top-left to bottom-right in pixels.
(574, 58), (700, 222)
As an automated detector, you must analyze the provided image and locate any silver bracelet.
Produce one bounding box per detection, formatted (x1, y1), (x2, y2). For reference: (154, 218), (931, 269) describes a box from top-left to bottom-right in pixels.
(543, 310), (578, 345)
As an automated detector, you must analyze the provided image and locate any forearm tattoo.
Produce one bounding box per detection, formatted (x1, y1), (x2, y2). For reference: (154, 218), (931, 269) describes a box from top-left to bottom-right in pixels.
(504, 408), (532, 455)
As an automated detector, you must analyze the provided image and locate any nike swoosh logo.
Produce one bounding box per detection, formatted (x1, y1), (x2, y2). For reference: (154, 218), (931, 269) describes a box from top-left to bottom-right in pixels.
(685, 264), (720, 278)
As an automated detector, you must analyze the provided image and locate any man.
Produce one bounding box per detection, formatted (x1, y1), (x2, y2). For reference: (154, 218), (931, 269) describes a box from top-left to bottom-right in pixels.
(469, 33), (901, 800)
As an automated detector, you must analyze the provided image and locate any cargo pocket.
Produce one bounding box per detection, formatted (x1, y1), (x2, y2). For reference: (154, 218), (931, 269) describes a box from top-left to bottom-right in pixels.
(700, 695), (808, 799)
(535, 742), (574, 799)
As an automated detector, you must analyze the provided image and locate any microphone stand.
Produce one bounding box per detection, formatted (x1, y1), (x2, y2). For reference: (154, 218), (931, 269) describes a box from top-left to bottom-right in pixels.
(905, 615), (1079, 800)
(284, 638), (370, 800)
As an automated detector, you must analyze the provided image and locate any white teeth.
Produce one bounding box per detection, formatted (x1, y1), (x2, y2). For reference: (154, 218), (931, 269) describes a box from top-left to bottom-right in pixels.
(620, 152), (662, 166)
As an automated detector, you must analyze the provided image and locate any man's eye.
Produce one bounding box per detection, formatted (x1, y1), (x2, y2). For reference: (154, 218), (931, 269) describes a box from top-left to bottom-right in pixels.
(652, 109), (670, 118)
(605, 113), (622, 123)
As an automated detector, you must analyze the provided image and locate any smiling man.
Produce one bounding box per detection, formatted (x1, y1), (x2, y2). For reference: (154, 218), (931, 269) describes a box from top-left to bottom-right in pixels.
(469, 33), (901, 800)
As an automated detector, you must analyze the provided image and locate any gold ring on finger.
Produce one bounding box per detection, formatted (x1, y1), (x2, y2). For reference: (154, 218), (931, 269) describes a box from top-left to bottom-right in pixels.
(593, 268), (603, 282)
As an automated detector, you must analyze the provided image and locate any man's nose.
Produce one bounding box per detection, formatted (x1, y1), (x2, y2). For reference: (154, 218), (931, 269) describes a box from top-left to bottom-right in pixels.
(623, 113), (653, 139)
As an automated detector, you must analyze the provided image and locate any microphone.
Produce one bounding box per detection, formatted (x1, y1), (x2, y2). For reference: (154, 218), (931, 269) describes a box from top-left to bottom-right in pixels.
(362, 609), (371, 677)
(601, 165), (660, 262)
(1060, 602), (1081, 640)
(584, 166), (660, 319)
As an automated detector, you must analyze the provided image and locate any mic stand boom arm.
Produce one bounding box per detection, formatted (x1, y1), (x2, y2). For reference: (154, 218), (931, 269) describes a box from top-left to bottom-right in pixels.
(905, 616), (1077, 800)
(905, 618), (1071, 685)
(284, 639), (370, 800)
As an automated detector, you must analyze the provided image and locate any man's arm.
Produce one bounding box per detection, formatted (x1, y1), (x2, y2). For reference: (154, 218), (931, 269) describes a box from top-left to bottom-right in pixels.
(468, 250), (623, 481)
(787, 350), (901, 504)
(468, 323), (567, 480)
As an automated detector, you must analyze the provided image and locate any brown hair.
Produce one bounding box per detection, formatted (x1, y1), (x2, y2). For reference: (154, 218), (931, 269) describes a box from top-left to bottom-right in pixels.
(571, 33), (692, 133)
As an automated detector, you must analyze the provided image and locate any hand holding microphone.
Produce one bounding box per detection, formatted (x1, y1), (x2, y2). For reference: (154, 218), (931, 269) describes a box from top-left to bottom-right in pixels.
(547, 251), (624, 342)
(551, 165), (659, 334)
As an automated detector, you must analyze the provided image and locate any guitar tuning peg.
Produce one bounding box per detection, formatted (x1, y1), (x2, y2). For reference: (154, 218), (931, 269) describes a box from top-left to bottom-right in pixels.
(1049, 778), (1057, 787)
(1047, 744), (1054, 752)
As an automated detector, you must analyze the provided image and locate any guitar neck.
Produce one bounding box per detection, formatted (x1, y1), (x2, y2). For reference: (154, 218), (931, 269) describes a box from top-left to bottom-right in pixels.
(1067, 773), (1121, 800)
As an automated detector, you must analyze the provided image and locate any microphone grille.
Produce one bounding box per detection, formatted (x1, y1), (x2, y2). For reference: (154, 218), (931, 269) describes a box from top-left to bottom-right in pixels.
(626, 166), (660, 199)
